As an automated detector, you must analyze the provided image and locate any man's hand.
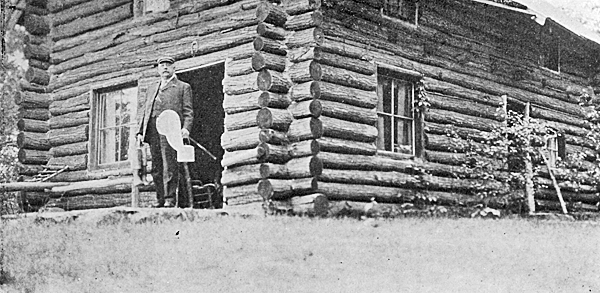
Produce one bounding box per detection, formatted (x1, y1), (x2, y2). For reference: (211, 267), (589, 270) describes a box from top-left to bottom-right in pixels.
(181, 128), (190, 139)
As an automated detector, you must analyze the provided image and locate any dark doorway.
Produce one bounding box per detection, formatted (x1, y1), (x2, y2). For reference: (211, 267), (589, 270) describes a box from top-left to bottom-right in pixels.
(178, 62), (225, 190)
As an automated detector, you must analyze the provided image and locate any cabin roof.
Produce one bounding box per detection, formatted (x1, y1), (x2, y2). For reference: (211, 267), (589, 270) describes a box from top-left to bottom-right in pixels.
(472, 0), (600, 48)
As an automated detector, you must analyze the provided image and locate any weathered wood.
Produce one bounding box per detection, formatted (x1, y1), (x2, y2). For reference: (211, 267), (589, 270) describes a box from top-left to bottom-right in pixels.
(256, 2), (288, 26)
(257, 70), (292, 93)
(47, 154), (87, 171)
(310, 62), (376, 91)
(315, 181), (414, 203)
(258, 91), (292, 109)
(221, 127), (261, 151)
(48, 110), (89, 129)
(252, 51), (287, 72)
(47, 0), (87, 12)
(256, 22), (289, 40)
(253, 36), (287, 56)
(18, 148), (50, 164)
(223, 92), (261, 114)
(425, 150), (469, 166)
(222, 148), (260, 168)
(49, 176), (130, 194)
(225, 109), (260, 131)
(260, 156), (322, 179)
(424, 122), (492, 143)
(276, 193), (329, 216)
(312, 137), (376, 155)
(285, 11), (323, 30)
(534, 189), (599, 206)
(535, 199), (598, 213)
(423, 77), (504, 107)
(289, 140), (315, 157)
(289, 47), (314, 63)
(14, 91), (50, 108)
(23, 34), (47, 45)
(226, 57), (255, 77)
(224, 184), (262, 206)
(25, 67), (50, 86)
(259, 129), (289, 145)
(223, 72), (259, 95)
(17, 118), (49, 133)
(49, 167), (132, 182)
(0, 182), (68, 192)
(47, 124), (88, 147)
(51, 0), (130, 26)
(20, 80), (48, 93)
(282, 0), (321, 15)
(221, 163), (262, 187)
(313, 48), (375, 75)
(310, 81), (378, 108)
(50, 141), (88, 157)
(428, 92), (504, 122)
(51, 3), (132, 41)
(256, 108), (293, 131)
(288, 60), (313, 83)
(17, 132), (50, 150)
(289, 82), (313, 102)
(18, 107), (50, 121)
(320, 36), (374, 61)
(257, 142), (291, 164)
(24, 43), (50, 62)
(319, 116), (378, 143)
(257, 178), (315, 200)
(311, 99), (377, 125)
(23, 14), (50, 35)
(425, 108), (503, 132)
(286, 27), (323, 48)
(530, 106), (589, 129)
(288, 100), (313, 119)
(425, 133), (489, 154)
(28, 59), (51, 70)
(287, 117), (321, 142)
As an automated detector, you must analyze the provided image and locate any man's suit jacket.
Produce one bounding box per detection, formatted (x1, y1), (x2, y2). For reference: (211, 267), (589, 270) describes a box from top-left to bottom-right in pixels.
(137, 76), (194, 142)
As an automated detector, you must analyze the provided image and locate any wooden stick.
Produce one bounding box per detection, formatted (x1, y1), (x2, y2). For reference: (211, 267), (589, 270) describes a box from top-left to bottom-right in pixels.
(537, 148), (568, 214)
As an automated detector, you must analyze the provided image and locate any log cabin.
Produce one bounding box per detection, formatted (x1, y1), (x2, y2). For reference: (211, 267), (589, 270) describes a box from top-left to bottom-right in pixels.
(7, 0), (600, 214)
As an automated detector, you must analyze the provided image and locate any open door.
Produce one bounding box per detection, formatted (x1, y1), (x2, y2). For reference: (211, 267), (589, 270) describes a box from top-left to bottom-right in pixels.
(177, 62), (225, 206)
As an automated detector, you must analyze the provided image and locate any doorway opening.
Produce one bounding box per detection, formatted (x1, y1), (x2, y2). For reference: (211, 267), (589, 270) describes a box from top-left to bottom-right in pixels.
(177, 62), (225, 206)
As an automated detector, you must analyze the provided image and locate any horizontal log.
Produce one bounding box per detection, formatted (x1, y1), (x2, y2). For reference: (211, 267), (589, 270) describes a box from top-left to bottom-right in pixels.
(47, 154), (88, 171)
(257, 178), (316, 200)
(17, 132), (50, 150)
(51, 3), (132, 41)
(51, 0), (129, 26)
(223, 72), (259, 95)
(222, 148), (260, 168)
(314, 181), (416, 203)
(286, 27), (323, 48)
(319, 116), (378, 143)
(221, 163), (262, 187)
(288, 100), (313, 119)
(287, 118), (320, 142)
(289, 46), (315, 63)
(272, 193), (329, 216)
(257, 22), (289, 40)
(310, 62), (376, 91)
(257, 70), (292, 93)
(309, 81), (378, 108)
(257, 142), (291, 164)
(19, 80), (47, 93)
(428, 92), (504, 122)
(285, 10), (323, 31)
(535, 199), (598, 213)
(224, 184), (262, 206)
(49, 176), (130, 194)
(17, 107), (50, 121)
(422, 77), (504, 107)
(260, 156), (322, 179)
(289, 140), (315, 157)
(256, 1), (288, 26)
(226, 57), (254, 77)
(288, 60), (313, 84)
(221, 127), (261, 151)
(257, 108), (293, 131)
(425, 108), (503, 132)
(259, 129), (288, 145)
(18, 164), (69, 176)
(530, 105), (589, 129)
(14, 91), (51, 108)
(23, 34), (47, 45)
(24, 43), (50, 62)
(534, 189), (599, 206)
(47, 0), (88, 12)
(50, 141), (88, 157)
(253, 36), (287, 55)
(424, 122), (491, 143)
(312, 99), (377, 125)
(258, 91), (292, 109)
(252, 51), (287, 72)
(48, 110), (89, 129)
(320, 36), (374, 61)
(0, 182), (68, 192)
(312, 137), (376, 155)
(47, 124), (88, 146)
(23, 14), (50, 35)
(314, 48), (375, 75)
(225, 109), (260, 131)
(28, 59), (51, 70)
(25, 67), (50, 86)
(49, 167), (132, 182)
(223, 92), (261, 114)
(18, 148), (50, 164)
(17, 118), (49, 133)
(281, 0), (321, 15)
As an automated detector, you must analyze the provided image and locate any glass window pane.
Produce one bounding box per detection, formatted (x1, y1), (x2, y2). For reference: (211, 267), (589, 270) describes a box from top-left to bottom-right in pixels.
(378, 77), (392, 114)
(395, 118), (413, 154)
(99, 128), (116, 164)
(377, 115), (392, 151)
(120, 126), (130, 161)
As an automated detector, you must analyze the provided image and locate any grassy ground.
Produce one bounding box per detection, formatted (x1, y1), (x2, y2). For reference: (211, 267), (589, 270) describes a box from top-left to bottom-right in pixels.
(1, 215), (599, 293)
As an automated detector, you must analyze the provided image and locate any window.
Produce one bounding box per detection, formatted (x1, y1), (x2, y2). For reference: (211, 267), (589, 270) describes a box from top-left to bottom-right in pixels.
(376, 68), (421, 156)
(382, 0), (420, 25)
(90, 85), (138, 170)
(134, 0), (169, 16)
(544, 133), (565, 168)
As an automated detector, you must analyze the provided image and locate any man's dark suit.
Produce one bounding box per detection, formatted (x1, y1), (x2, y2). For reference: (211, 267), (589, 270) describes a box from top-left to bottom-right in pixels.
(137, 76), (194, 207)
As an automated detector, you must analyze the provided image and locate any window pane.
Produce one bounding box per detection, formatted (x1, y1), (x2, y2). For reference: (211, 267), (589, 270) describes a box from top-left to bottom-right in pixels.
(377, 115), (392, 151)
(99, 128), (117, 164)
(394, 81), (413, 118)
(378, 76), (392, 113)
(120, 126), (130, 161)
(395, 118), (413, 154)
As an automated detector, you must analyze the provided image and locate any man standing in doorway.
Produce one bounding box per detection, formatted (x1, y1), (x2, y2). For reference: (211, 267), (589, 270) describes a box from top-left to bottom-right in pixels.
(137, 56), (194, 208)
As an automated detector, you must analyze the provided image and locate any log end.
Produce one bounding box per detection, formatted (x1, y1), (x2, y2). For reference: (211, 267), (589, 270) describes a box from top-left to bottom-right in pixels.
(309, 117), (323, 138)
(257, 179), (273, 200)
(256, 108), (273, 129)
(257, 70), (272, 91)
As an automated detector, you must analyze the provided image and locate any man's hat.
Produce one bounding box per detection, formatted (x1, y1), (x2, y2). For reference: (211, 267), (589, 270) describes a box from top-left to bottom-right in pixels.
(156, 56), (175, 65)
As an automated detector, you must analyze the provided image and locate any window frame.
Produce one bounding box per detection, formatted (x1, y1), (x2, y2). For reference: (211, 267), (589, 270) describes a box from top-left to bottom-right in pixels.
(375, 65), (423, 159)
(381, 0), (420, 26)
(89, 83), (139, 172)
